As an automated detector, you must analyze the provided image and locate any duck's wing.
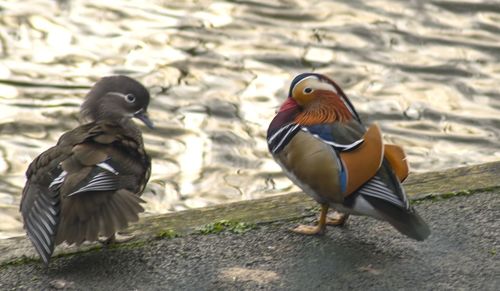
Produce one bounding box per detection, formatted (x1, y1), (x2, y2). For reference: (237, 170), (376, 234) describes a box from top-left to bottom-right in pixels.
(54, 122), (149, 245)
(21, 141), (73, 264)
(353, 161), (430, 241)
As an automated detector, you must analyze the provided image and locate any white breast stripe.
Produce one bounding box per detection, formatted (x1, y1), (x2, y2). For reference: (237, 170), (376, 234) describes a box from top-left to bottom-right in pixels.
(268, 123), (294, 144)
(272, 124), (300, 154)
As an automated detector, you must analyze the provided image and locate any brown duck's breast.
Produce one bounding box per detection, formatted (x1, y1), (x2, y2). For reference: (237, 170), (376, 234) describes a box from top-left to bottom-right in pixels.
(275, 131), (344, 204)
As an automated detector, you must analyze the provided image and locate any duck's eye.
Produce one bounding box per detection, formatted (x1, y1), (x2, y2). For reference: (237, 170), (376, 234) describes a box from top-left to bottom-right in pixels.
(303, 87), (313, 94)
(125, 94), (136, 103)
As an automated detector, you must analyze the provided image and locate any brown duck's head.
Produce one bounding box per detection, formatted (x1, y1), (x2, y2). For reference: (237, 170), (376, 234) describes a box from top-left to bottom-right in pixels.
(284, 73), (358, 125)
(81, 75), (154, 129)
(289, 74), (341, 107)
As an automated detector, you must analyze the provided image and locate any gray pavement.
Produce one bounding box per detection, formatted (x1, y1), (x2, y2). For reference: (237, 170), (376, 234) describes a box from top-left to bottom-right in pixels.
(0, 191), (498, 290)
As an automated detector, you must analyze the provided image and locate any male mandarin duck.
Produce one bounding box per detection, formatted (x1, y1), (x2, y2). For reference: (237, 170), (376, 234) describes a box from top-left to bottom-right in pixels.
(267, 73), (430, 241)
(20, 75), (154, 264)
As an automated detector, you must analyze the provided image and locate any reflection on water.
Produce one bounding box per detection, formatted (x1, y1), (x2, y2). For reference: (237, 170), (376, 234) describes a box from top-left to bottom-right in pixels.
(0, 0), (499, 238)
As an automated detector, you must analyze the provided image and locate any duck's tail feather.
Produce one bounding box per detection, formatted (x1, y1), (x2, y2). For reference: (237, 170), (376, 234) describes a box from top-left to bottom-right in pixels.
(364, 195), (430, 241)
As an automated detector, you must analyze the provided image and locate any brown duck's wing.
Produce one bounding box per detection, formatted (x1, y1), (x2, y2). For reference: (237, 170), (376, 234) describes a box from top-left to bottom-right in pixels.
(53, 122), (149, 245)
(384, 144), (409, 182)
(21, 182), (60, 265)
(339, 124), (384, 195)
(57, 121), (150, 196)
(20, 141), (75, 264)
(353, 161), (430, 241)
(86, 121), (151, 194)
(55, 189), (144, 245)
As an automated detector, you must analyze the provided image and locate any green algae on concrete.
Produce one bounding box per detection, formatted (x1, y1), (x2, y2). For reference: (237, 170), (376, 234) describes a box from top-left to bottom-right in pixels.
(197, 220), (256, 235)
(403, 161), (500, 199)
(156, 229), (179, 239)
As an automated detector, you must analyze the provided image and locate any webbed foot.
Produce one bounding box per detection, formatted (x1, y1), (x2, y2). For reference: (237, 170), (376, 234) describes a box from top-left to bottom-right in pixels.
(326, 211), (349, 226)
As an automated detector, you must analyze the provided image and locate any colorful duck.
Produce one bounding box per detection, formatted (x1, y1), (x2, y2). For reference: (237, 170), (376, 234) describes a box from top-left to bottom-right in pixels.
(20, 76), (153, 264)
(267, 73), (430, 240)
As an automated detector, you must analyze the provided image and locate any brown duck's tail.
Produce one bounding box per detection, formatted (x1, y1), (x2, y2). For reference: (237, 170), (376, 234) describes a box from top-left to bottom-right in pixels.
(56, 189), (144, 245)
(388, 207), (430, 241)
(374, 161), (431, 241)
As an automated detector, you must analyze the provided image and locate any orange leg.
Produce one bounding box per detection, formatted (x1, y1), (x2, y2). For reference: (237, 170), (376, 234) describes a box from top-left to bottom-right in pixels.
(326, 211), (349, 226)
(291, 204), (328, 235)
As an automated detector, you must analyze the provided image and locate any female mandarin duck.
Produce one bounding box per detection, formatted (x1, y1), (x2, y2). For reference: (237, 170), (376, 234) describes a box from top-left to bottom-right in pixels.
(20, 75), (154, 264)
(267, 73), (430, 241)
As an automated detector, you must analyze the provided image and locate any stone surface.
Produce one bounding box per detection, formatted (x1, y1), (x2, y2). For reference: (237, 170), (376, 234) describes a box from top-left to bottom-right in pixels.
(0, 191), (498, 290)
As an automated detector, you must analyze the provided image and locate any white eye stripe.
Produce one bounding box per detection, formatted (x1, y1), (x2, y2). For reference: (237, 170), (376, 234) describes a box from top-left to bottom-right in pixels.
(293, 76), (338, 93)
(107, 92), (136, 103)
(293, 76), (318, 89)
(125, 94), (136, 103)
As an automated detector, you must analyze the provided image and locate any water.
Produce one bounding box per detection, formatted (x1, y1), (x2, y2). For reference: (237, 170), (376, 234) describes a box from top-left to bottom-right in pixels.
(0, 0), (499, 239)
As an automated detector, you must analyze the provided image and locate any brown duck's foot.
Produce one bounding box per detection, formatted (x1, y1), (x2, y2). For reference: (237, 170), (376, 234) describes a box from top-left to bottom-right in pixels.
(291, 224), (325, 235)
(291, 204), (329, 235)
(99, 233), (135, 246)
(326, 211), (350, 226)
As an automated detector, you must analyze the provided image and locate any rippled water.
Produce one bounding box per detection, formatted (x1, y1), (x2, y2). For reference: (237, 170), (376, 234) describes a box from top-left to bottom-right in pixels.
(1, 0), (499, 238)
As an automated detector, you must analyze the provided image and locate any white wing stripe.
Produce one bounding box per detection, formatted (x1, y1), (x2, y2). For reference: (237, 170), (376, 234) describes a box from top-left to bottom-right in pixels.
(320, 137), (364, 150)
(37, 190), (58, 207)
(49, 170), (67, 189)
(301, 128), (364, 151)
(359, 188), (405, 207)
(371, 176), (409, 206)
(26, 214), (51, 253)
(363, 183), (393, 193)
(32, 200), (56, 233)
(67, 172), (118, 196)
(96, 161), (119, 175)
(358, 178), (408, 208)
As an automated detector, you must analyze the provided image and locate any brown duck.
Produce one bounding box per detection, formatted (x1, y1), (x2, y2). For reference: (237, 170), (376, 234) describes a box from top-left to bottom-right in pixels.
(20, 75), (153, 264)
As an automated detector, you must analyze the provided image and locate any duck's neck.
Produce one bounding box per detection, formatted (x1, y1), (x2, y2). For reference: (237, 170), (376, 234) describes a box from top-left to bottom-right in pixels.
(294, 94), (352, 125)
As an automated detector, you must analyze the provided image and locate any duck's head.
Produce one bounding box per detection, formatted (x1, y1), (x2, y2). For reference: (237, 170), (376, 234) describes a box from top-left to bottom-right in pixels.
(81, 75), (154, 129)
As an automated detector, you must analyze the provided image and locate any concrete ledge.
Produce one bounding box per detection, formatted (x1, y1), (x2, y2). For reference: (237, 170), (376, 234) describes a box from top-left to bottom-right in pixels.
(1, 161), (499, 266)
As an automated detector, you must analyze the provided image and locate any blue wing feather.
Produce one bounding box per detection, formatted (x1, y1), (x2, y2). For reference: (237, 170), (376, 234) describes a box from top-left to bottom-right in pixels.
(302, 124), (364, 152)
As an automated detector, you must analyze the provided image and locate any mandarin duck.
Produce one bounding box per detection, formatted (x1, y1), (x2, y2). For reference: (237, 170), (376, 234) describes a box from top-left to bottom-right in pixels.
(20, 75), (154, 264)
(267, 73), (430, 241)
